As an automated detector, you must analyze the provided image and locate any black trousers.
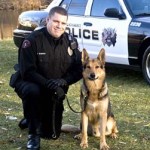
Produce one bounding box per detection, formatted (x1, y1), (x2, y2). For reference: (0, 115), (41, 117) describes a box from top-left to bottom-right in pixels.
(14, 80), (64, 139)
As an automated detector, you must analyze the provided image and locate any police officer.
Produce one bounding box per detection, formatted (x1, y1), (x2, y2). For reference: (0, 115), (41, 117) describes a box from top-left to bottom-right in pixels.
(10, 6), (82, 150)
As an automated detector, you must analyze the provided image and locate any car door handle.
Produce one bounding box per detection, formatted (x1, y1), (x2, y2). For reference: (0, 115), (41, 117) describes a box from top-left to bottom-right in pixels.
(83, 22), (92, 26)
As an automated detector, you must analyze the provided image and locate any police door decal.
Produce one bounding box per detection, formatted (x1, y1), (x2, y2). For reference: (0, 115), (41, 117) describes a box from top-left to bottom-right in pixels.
(102, 28), (117, 47)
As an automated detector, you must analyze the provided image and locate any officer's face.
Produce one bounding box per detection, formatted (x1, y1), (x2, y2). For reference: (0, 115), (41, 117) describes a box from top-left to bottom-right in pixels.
(46, 12), (67, 38)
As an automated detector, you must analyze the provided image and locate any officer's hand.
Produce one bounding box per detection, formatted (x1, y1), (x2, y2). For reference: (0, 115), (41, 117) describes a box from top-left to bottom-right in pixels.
(55, 87), (65, 101)
(55, 79), (68, 87)
(46, 79), (68, 90)
(46, 79), (58, 90)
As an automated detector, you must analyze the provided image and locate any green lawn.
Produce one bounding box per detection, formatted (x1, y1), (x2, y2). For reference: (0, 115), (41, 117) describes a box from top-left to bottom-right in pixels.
(0, 40), (149, 150)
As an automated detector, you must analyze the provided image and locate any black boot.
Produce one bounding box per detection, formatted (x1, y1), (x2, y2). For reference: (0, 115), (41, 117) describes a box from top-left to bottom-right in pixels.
(18, 118), (28, 129)
(27, 134), (40, 150)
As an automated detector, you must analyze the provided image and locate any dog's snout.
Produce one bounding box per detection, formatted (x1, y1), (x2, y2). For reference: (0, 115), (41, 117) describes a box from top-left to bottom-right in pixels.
(90, 73), (95, 79)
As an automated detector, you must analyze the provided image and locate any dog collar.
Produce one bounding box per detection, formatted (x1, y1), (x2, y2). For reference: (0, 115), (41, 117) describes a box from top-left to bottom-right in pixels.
(98, 82), (108, 100)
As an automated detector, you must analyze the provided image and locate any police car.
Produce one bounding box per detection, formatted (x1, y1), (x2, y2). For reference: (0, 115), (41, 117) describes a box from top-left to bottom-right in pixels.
(13, 0), (150, 85)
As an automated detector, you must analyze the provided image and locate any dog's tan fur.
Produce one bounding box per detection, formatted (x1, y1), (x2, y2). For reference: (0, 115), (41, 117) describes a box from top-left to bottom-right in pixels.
(78, 48), (118, 150)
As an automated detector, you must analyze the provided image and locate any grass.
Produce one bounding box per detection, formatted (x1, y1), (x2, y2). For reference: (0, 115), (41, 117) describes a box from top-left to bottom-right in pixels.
(0, 39), (150, 150)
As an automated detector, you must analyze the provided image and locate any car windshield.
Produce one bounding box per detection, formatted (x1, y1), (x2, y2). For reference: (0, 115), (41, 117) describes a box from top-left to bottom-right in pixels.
(125, 0), (150, 16)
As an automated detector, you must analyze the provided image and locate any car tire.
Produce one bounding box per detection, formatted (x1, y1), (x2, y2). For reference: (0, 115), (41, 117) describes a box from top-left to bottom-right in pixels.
(142, 46), (150, 85)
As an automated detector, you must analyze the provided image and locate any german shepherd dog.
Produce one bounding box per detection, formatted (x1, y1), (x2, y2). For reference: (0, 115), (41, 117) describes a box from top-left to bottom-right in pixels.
(77, 48), (118, 150)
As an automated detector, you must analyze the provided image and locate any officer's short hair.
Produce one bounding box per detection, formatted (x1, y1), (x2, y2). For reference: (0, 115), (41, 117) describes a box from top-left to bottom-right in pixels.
(49, 6), (68, 19)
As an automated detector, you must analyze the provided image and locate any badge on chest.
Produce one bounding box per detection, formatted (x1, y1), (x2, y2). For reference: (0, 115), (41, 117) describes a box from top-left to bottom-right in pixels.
(67, 47), (73, 56)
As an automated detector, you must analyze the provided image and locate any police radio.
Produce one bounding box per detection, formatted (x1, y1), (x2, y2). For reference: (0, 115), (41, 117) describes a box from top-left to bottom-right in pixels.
(68, 34), (78, 50)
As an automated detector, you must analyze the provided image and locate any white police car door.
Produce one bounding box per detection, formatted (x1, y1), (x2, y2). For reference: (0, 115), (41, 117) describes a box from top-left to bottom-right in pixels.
(63, 0), (89, 51)
(82, 0), (132, 65)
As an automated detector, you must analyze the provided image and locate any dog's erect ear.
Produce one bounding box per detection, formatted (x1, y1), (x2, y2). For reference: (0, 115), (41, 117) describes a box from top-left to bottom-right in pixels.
(97, 48), (105, 66)
(82, 48), (89, 64)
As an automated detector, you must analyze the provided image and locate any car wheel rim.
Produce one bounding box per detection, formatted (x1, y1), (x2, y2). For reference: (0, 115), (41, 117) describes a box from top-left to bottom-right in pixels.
(146, 53), (150, 79)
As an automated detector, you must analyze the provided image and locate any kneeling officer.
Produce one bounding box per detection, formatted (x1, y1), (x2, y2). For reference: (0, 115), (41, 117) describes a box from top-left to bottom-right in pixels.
(10, 6), (82, 150)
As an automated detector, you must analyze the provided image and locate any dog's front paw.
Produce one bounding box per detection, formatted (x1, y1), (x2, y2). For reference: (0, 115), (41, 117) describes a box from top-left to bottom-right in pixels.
(100, 143), (109, 150)
(80, 141), (88, 149)
(111, 133), (118, 139)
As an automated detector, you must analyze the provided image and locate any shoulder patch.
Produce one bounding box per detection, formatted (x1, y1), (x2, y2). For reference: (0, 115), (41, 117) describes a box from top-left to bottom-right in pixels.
(22, 40), (31, 48)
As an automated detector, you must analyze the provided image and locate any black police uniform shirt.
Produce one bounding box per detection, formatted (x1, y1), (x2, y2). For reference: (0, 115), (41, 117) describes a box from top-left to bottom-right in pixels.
(19, 27), (82, 87)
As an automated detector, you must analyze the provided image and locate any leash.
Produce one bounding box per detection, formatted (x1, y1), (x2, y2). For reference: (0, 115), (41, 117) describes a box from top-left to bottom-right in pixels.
(65, 80), (107, 114)
(51, 93), (84, 138)
(52, 95), (57, 139)
(65, 95), (85, 113)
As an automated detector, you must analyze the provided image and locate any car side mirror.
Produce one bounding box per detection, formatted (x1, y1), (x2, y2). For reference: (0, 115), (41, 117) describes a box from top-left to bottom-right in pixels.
(104, 8), (126, 19)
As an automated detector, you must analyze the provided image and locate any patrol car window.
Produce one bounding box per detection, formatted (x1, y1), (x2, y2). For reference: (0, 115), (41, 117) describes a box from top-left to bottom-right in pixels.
(91, 0), (121, 17)
(126, 0), (150, 16)
(67, 0), (88, 15)
(60, 0), (71, 10)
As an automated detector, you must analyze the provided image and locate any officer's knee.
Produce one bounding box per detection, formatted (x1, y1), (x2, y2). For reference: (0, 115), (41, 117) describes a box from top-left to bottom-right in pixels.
(22, 83), (41, 99)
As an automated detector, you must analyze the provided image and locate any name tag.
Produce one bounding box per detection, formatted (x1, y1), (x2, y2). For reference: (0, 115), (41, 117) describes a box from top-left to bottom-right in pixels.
(37, 52), (46, 55)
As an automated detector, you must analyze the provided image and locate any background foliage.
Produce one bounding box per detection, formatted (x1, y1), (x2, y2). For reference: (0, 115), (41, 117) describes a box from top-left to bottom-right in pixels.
(0, 0), (52, 10)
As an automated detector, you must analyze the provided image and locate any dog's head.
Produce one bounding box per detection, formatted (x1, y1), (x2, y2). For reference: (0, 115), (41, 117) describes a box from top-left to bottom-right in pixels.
(82, 48), (106, 81)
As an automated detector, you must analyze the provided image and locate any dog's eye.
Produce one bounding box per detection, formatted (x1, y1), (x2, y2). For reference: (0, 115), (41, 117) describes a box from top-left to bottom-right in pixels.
(95, 66), (100, 69)
(87, 66), (91, 69)
(100, 65), (104, 69)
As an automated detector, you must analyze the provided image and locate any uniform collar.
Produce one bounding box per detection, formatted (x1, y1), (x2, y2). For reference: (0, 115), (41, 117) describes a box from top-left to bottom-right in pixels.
(44, 27), (65, 45)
